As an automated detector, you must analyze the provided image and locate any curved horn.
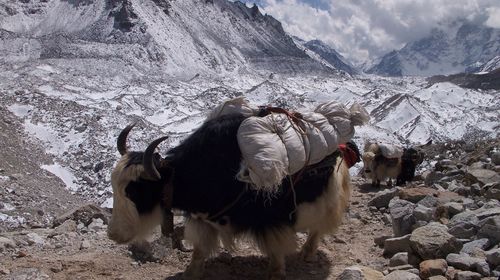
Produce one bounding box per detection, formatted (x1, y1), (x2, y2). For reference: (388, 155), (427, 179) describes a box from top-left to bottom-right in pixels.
(143, 136), (169, 180)
(117, 123), (136, 155)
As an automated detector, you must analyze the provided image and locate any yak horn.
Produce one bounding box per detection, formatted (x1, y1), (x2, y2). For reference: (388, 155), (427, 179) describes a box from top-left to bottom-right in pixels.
(143, 136), (169, 180)
(117, 123), (136, 155)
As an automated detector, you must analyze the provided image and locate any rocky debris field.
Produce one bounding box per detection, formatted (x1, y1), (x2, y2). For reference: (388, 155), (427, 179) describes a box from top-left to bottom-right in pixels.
(1, 133), (499, 279)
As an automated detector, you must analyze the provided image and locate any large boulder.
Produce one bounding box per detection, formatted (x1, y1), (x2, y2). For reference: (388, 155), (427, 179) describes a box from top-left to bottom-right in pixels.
(477, 215), (500, 243)
(465, 168), (500, 186)
(446, 253), (490, 276)
(383, 270), (420, 280)
(398, 187), (438, 203)
(389, 198), (416, 237)
(409, 222), (462, 260)
(419, 259), (447, 279)
(485, 248), (500, 266)
(336, 266), (384, 280)
(383, 234), (412, 257)
(52, 204), (111, 227)
(369, 188), (398, 209)
(481, 182), (500, 200)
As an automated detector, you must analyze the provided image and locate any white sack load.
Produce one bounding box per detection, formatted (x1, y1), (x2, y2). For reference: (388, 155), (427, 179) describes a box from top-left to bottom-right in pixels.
(206, 96), (258, 120)
(235, 100), (370, 191)
(378, 143), (404, 159)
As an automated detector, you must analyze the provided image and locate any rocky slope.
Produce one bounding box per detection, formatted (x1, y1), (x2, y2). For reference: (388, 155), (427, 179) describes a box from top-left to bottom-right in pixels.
(293, 37), (358, 75)
(0, 0), (329, 77)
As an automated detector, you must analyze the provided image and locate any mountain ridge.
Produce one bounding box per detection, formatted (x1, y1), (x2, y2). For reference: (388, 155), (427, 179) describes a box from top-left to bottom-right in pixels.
(367, 19), (500, 77)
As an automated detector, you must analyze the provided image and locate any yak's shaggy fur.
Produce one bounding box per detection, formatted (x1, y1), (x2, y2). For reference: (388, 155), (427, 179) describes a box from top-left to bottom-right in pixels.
(108, 114), (352, 279)
(362, 142), (425, 188)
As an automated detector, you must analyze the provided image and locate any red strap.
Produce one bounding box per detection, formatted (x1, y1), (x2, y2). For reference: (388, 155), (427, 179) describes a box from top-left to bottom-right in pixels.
(338, 144), (358, 168)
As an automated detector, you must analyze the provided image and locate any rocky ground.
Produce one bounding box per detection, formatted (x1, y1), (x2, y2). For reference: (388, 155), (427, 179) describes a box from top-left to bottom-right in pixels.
(1, 104), (500, 279)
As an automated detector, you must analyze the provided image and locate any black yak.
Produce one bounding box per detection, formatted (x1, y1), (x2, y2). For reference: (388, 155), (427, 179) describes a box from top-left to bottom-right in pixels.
(107, 114), (354, 279)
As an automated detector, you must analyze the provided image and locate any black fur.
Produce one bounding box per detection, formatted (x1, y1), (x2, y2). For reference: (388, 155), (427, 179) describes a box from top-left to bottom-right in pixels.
(125, 152), (167, 214)
(396, 148), (423, 186)
(346, 141), (361, 163)
(127, 114), (338, 234)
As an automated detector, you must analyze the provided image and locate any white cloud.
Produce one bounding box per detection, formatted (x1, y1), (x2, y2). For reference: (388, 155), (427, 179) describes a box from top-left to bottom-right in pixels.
(252, 0), (500, 65)
(485, 7), (500, 28)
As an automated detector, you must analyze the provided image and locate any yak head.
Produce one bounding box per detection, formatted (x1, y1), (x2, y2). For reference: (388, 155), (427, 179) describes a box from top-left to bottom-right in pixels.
(361, 142), (379, 175)
(403, 146), (426, 166)
(107, 124), (169, 244)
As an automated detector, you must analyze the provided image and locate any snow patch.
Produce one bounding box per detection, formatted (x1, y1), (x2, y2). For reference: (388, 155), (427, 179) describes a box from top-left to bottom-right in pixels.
(8, 103), (33, 118)
(41, 163), (79, 192)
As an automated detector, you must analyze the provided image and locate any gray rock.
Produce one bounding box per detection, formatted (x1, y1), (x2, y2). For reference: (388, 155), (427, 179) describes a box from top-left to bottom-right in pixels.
(374, 235), (391, 247)
(446, 253), (490, 276)
(88, 218), (106, 231)
(454, 270), (481, 280)
(410, 222), (462, 260)
(383, 270), (420, 280)
(389, 198), (416, 237)
(417, 195), (439, 208)
(413, 205), (434, 222)
(486, 248), (500, 266)
(427, 276), (446, 280)
(473, 259), (491, 276)
(336, 265), (384, 280)
(80, 240), (91, 250)
(384, 234), (412, 257)
(387, 264), (415, 272)
(481, 182), (500, 200)
(475, 207), (500, 220)
(443, 202), (464, 217)
(26, 233), (44, 246)
(465, 168), (500, 186)
(491, 151), (500, 165)
(425, 171), (445, 186)
(460, 239), (490, 255)
(477, 215), (500, 243)
(447, 181), (471, 196)
(53, 219), (77, 235)
(53, 204), (110, 227)
(447, 210), (479, 239)
(389, 252), (408, 267)
(369, 188), (398, 209)
(0, 236), (16, 252)
(448, 223), (478, 239)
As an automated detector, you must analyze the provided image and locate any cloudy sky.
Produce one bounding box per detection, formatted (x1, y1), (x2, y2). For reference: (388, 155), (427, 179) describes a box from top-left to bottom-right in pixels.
(239, 0), (500, 65)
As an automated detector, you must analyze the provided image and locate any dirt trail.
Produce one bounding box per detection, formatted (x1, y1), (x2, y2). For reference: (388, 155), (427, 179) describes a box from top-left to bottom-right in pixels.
(0, 177), (392, 280)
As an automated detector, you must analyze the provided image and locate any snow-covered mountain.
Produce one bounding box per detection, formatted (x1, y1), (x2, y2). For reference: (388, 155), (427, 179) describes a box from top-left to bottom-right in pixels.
(478, 56), (500, 73)
(368, 19), (500, 77)
(0, 0), (330, 77)
(293, 37), (358, 75)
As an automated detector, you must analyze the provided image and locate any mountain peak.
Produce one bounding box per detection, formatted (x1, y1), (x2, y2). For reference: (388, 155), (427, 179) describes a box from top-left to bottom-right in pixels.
(368, 20), (500, 76)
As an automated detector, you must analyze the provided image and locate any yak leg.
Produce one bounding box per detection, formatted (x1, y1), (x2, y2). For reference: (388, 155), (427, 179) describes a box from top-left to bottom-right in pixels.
(268, 253), (286, 280)
(258, 228), (296, 280)
(183, 218), (219, 279)
(301, 231), (320, 260)
(300, 231), (320, 262)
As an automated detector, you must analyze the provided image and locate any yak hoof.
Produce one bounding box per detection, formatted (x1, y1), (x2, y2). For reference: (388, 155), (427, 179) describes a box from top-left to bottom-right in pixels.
(183, 266), (203, 280)
(300, 251), (318, 262)
(269, 272), (286, 280)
